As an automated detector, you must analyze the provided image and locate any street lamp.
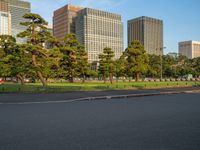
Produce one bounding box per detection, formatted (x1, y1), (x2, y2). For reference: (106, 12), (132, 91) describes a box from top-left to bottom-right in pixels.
(157, 47), (166, 81)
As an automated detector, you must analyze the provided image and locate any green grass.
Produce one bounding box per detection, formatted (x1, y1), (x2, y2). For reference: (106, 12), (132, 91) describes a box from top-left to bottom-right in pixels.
(0, 81), (199, 93)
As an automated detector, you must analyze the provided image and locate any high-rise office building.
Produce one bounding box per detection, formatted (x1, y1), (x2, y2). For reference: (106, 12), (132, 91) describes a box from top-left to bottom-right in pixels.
(76, 8), (123, 64)
(53, 5), (124, 66)
(128, 16), (163, 55)
(53, 5), (82, 42)
(1, 0), (30, 43)
(179, 41), (200, 59)
(0, 1), (11, 35)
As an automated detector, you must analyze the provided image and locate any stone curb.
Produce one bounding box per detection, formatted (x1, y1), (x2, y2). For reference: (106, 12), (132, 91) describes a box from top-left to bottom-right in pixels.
(0, 90), (197, 105)
(76, 90), (196, 102)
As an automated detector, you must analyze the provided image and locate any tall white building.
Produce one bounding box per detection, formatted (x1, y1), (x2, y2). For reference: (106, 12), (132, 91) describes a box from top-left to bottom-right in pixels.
(0, 1), (11, 35)
(76, 8), (124, 65)
(0, 12), (11, 35)
(179, 41), (200, 59)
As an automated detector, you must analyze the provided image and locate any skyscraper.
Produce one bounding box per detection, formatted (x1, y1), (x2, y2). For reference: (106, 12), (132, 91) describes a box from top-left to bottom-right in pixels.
(76, 8), (124, 64)
(1, 0), (31, 43)
(128, 16), (163, 55)
(0, 0), (11, 35)
(53, 5), (124, 66)
(179, 41), (200, 59)
(53, 5), (82, 42)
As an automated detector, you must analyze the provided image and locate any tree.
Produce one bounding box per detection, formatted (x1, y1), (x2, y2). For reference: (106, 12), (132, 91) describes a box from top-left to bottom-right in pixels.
(125, 40), (149, 81)
(0, 35), (31, 84)
(42, 47), (63, 80)
(76, 45), (90, 83)
(98, 47), (115, 84)
(10, 44), (32, 85)
(0, 35), (16, 79)
(176, 55), (193, 77)
(146, 54), (161, 78)
(17, 13), (51, 86)
(114, 54), (127, 82)
(60, 34), (81, 83)
(162, 55), (176, 78)
(192, 57), (200, 77)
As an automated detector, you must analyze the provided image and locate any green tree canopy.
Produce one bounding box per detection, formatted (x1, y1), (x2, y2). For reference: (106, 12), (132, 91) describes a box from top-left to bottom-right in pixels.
(98, 47), (115, 83)
(125, 40), (149, 81)
(60, 34), (89, 83)
(17, 13), (52, 86)
(0, 35), (32, 84)
(147, 54), (161, 78)
(114, 54), (127, 81)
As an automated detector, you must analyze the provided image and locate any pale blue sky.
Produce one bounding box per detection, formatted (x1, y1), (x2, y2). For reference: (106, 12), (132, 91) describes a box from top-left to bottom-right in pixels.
(27, 0), (200, 54)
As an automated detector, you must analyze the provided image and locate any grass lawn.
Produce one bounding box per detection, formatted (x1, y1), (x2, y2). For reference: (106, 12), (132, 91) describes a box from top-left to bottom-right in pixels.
(0, 81), (200, 93)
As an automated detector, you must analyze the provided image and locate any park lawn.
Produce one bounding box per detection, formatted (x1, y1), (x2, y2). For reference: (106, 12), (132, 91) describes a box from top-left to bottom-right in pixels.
(0, 81), (199, 93)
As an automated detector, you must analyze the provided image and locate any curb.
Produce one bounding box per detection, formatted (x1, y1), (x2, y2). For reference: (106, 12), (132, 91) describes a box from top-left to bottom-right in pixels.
(69, 90), (197, 102)
(0, 90), (197, 105)
(83, 91), (190, 101)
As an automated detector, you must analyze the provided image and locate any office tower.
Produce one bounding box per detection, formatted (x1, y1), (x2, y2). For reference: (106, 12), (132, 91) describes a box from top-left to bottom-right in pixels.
(53, 4), (82, 42)
(76, 8), (124, 64)
(128, 16), (163, 55)
(179, 41), (200, 59)
(53, 5), (124, 67)
(0, 0), (11, 35)
(2, 0), (31, 43)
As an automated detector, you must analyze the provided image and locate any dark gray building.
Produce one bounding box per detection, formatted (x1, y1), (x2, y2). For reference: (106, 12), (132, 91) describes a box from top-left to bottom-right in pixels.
(3, 0), (31, 43)
(128, 16), (163, 55)
(76, 8), (124, 64)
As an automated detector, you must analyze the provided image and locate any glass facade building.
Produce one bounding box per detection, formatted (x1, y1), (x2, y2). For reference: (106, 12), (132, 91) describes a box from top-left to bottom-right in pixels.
(76, 8), (124, 64)
(53, 5), (124, 66)
(2, 0), (30, 43)
(128, 16), (163, 55)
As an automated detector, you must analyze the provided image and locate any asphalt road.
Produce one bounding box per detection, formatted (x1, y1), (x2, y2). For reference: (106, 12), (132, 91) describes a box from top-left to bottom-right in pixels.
(0, 93), (200, 150)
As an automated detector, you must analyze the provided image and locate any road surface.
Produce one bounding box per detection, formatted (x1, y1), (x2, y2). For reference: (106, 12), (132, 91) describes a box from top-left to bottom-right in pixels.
(0, 93), (200, 149)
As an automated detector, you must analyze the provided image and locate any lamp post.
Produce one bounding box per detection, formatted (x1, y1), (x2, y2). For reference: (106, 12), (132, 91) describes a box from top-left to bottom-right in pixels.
(157, 47), (166, 81)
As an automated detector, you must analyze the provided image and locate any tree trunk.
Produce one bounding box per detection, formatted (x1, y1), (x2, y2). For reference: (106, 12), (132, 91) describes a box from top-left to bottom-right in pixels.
(136, 73), (140, 82)
(17, 75), (25, 85)
(37, 71), (47, 86)
(82, 74), (85, 83)
(109, 73), (113, 84)
(32, 54), (47, 86)
(69, 76), (74, 83)
(103, 74), (106, 83)
(68, 68), (74, 83)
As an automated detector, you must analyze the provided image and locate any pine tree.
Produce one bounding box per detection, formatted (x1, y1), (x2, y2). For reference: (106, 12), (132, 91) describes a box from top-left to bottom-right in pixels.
(125, 40), (149, 81)
(17, 13), (51, 86)
(98, 47), (115, 84)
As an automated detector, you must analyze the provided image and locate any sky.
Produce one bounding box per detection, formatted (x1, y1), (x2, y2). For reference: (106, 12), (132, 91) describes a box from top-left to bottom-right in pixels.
(27, 0), (200, 54)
